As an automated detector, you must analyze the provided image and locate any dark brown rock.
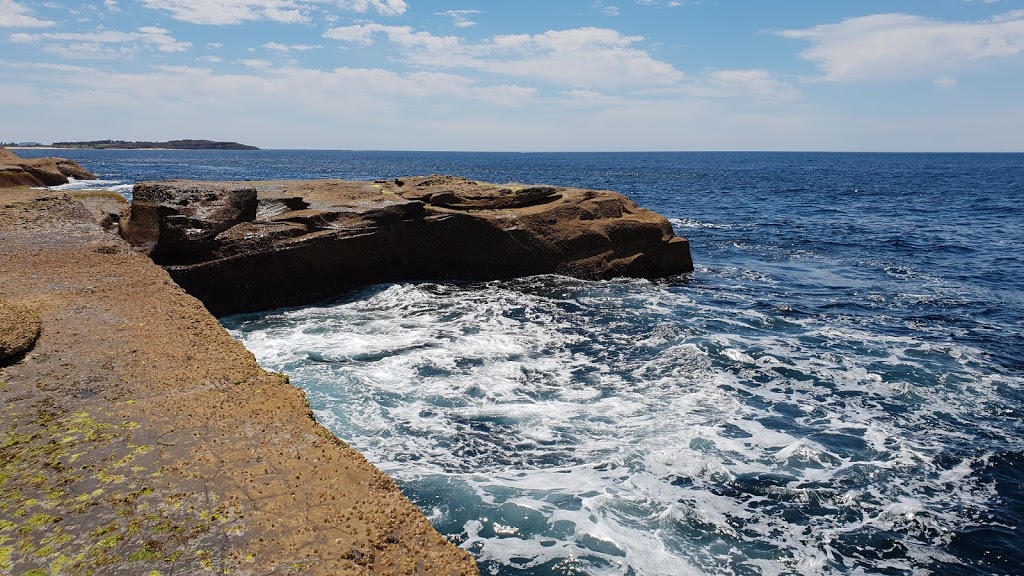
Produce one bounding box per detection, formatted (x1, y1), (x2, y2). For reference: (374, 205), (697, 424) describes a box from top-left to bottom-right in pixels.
(18, 157), (70, 186)
(55, 158), (98, 180)
(0, 147), (97, 187)
(0, 165), (45, 188)
(122, 176), (693, 316)
(120, 180), (258, 256)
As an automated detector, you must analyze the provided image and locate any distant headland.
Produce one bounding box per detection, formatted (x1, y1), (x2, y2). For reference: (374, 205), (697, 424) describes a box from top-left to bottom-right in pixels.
(4, 139), (260, 150)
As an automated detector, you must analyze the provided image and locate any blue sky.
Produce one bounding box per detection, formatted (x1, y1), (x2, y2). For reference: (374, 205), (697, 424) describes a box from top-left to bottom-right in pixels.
(2, 0), (1023, 151)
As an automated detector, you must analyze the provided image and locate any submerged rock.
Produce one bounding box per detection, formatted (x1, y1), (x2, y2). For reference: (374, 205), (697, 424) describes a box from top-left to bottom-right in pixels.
(122, 176), (694, 316)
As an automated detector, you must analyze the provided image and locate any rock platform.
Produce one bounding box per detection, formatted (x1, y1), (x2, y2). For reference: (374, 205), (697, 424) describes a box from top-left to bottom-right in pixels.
(121, 175), (693, 316)
(0, 189), (477, 575)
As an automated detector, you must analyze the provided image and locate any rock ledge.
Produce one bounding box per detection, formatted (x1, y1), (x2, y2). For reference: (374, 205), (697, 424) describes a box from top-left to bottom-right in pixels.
(121, 175), (693, 316)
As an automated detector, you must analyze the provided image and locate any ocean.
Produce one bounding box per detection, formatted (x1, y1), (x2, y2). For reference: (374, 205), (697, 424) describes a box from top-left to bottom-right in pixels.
(21, 149), (1024, 575)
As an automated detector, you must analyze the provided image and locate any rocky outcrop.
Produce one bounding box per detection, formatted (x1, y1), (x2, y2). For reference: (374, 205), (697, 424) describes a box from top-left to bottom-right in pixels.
(0, 300), (41, 363)
(0, 189), (478, 575)
(0, 165), (45, 188)
(0, 146), (98, 187)
(72, 190), (130, 233)
(121, 176), (693, 316)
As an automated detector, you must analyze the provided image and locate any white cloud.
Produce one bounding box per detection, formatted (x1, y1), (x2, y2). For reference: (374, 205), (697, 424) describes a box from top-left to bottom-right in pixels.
(10, 26), (191, 58)
(238, 59), (273, 68)
(324, 23), (459, 51)
(337, 0), (407, 16)
(779, 11), (1024, 82)
(264, 41), (321, 52)
(140, 0), (302, 24)
(325, 24), (685, 91)
(935, 75), (958, 87)
(104, 0), (121, 12)
(437, 9), (482, 28)
(0, 0), (56, 27)
(139, 0), (405, 25)
(685, 69), (800, 101)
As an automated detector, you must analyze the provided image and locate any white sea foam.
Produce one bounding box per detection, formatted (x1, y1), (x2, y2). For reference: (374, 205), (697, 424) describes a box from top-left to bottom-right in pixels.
(46, 177), (132, 195)
(224, 276), (1024, 575)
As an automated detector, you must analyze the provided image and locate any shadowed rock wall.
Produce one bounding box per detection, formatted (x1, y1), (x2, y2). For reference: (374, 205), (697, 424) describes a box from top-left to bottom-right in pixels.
(121, 176), (693, 316)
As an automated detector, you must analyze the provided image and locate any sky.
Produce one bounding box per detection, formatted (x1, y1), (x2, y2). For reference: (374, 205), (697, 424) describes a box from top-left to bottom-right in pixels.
(2, 0), (1024, 151)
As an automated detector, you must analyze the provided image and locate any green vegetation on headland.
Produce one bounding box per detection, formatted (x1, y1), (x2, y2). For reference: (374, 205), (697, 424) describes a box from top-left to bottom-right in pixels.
(46, 139), (260, 150)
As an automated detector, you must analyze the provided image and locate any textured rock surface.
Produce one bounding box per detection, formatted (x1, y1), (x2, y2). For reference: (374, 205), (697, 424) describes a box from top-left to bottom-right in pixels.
(124, 176), (693, 316)
(0, 300), (41, 362)
(0, 147), (97, 187)
(72, 190), (130, 232)
(120, 181), (257, 255)
(0, 164), (45, 188)
(0, 189), (478, 575)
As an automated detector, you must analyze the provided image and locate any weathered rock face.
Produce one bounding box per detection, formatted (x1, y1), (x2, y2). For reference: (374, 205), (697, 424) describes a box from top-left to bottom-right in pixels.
(122, 176), (693, 316)
(120, 181), (257, 255)
(0, 165), (45, 188)
(0, 300), (42, 363)
(0, 147), (98, 187)
(72, 191), (130, 233)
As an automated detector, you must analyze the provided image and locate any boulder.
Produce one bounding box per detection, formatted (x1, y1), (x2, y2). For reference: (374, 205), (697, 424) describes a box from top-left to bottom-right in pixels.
(19, 157), (73, 186)
(56, 158), (98, 180)
(0, 165), (45, 188)
(72, 191), (129, 233)
(0, 147), (97, 187)
(120, 180), (258, 256)
(0, 300), (42, 363)
(122, 176), (693, 316)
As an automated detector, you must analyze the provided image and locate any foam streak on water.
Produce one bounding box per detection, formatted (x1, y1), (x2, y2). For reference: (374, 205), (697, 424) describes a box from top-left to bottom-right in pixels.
(225, 273), (1023, 576)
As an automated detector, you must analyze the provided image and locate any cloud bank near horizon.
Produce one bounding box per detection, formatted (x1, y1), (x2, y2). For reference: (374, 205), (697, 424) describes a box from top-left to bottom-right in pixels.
(2, 1), (1022, 151)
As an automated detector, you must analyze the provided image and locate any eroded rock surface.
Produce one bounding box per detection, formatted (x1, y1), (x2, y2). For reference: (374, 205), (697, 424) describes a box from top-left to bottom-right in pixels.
(0, 146), (98, 187)
(0, 189), (478, 575)
(0, 300), (41, 362)
(122, 176), (693, 315)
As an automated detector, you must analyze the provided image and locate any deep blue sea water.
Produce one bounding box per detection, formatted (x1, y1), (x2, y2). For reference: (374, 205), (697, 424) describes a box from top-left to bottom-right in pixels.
(22, 149), (1024, 575)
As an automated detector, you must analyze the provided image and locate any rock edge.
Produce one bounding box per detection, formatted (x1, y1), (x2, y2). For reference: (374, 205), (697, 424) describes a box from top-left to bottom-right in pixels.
(121, 175), (694, 316)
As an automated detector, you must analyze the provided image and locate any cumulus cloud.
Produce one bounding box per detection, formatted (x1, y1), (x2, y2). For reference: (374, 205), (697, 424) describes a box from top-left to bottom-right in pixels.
(437, 9), (482, 28)
(0, 0), (56, 27)
(779, 10), (1024, 82)
(325, 24), (685, 90)
(687, 69), (801, 101)
(139, 0), (405, 25)
(264, 41), (321, 52)
(140, 0), (304, 24)
(324, 23), (460, 51)
(10, 26), (191, 58)
(336, 0), (407, 16)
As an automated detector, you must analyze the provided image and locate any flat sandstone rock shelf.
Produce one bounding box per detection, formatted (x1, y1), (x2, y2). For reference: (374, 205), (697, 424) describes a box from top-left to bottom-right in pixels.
(121, 175), (693, 316)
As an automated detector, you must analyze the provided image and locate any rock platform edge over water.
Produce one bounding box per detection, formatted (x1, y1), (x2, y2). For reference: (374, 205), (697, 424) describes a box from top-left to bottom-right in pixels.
(0, 187), (479, 574)
(121, 175), (693, 316)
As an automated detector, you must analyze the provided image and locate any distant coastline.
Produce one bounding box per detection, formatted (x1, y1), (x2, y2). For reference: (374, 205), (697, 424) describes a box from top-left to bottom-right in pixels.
(5, 139), (259, 151)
